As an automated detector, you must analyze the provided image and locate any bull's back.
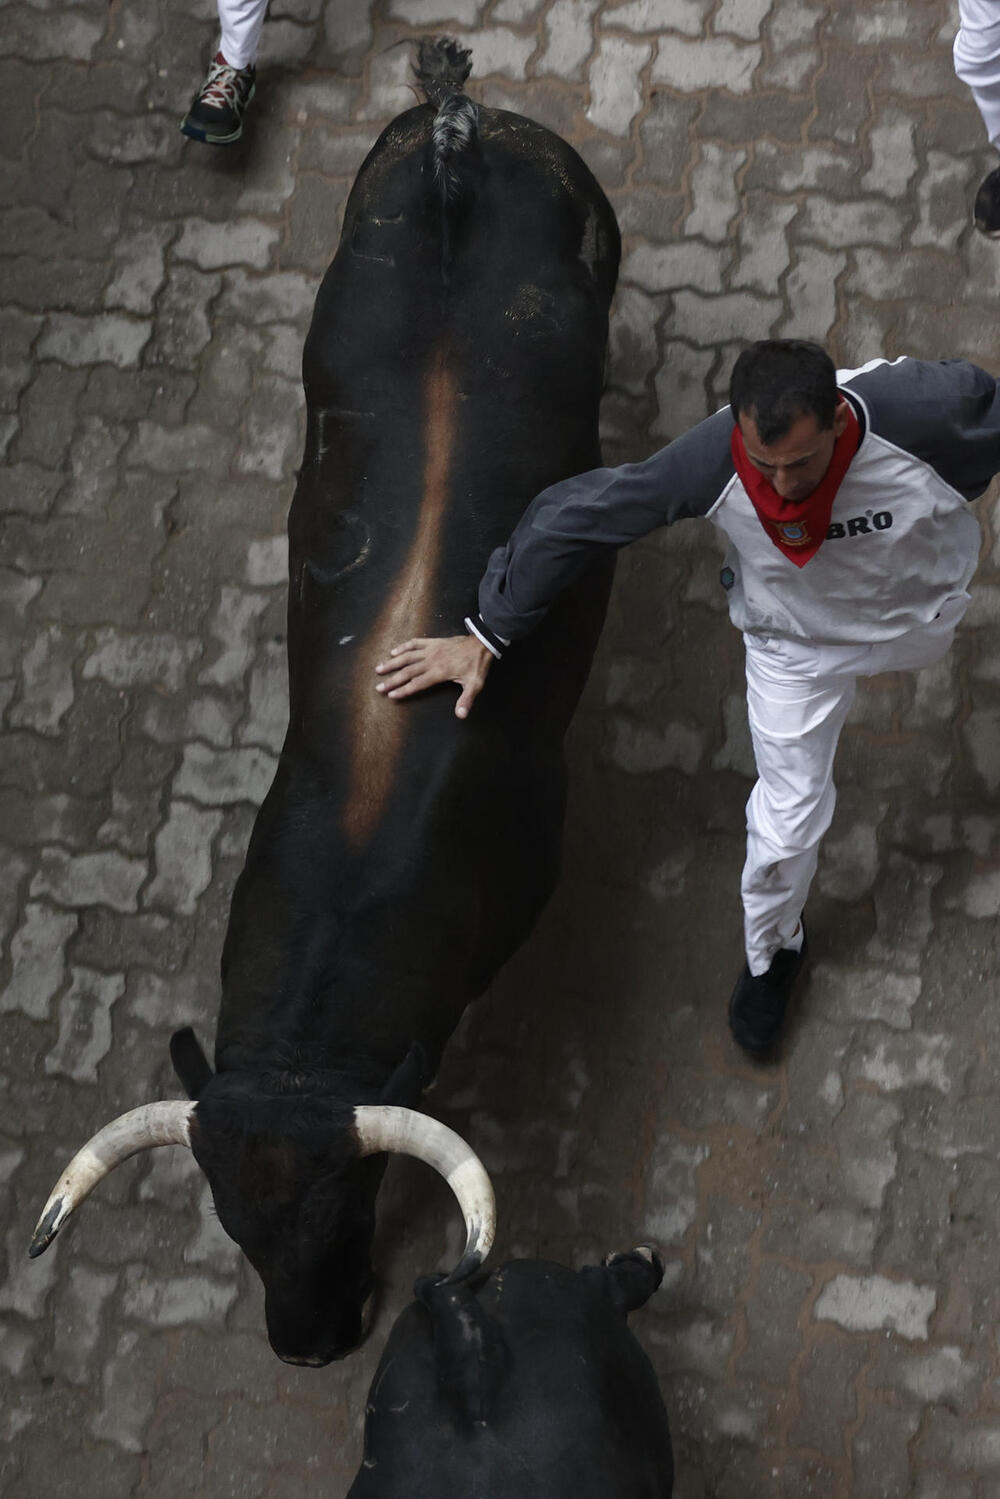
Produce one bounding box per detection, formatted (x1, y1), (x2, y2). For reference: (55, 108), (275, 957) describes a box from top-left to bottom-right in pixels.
(220, 102), (619, 1064)
(288, 105), (616, 804)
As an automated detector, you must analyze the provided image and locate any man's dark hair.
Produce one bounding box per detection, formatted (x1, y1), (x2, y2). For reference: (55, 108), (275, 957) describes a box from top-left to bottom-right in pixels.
(729, 340), (838, 445)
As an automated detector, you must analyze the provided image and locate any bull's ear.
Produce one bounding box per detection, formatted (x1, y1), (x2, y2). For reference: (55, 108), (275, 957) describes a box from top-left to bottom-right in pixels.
(169, 1027), (214, 1100)
(586, 1246), (664, 1315)
(379, 1042), (430, 1107)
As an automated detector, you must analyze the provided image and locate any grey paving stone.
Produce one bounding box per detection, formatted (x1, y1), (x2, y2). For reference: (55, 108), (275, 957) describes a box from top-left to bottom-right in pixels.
(1, 9), (104, 64)
(537, 0), (600, 80)
(827, 0), (923, 47)
(236, 372), (304, 480)
(131, 419), (234, 475)
(781, 1014), (850, 1132)
(912, 1472), (975, 1499)
(140, 689), (241, 750)
(215, 267), (315, 326)
(145, 801), (223, 916)
(84, 630), (200, 694)
(18, 1425), (141, 1499)
(778, 243), (844, 341)
(1, 902), (77, 1020)
(240, 641), (288, 752)
(913, 150), (978, 252)
(0, 460), (65, 520)
(743, 140), (859, 194)
(762, 1199), (878, 1270)
(51, 1263), (119, 1386)
(692, 1195), (759, 1314)
(851, 1400), (922, 1499)
(666, 288), (783, 345)
(104, 228), (171, 318)
(879, 1147), (958, 1280)
(141, 1393), (242, 1497)
(739, 1261), (812, 1377)
(45, 966), (126, 1083)
(652, 33), (760, 93)
(831, 1089), (901, 1211)
(317, 0), (373, 58)
(88, 1328), (160, 1452)
(173, 742), (277, 807)
(872, 1340), (983, 1412)
(814, 1272), (936, 1339)
(647, 1307), (735, 1379)
(72, 905), (191, 974)
(636, 90), (702, 191)
(148, 263), (223, 371)
(587, 35), (652, 135)
(0, 1223), (60, 1318)
(40, 59), (149, 115)
(881, 47), (967, 104)
(121, 1265), (239, 1328)
(282, 171), (348, 273)
(790, 1329), (866, 1458)
(13, 364), (88, 469)
(813, 45), (878, 148)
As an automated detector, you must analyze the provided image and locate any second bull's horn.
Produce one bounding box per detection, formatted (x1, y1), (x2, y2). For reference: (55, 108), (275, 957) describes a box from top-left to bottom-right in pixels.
(353, 1105), (495, 1276)
(28, 1100), (196, 1259)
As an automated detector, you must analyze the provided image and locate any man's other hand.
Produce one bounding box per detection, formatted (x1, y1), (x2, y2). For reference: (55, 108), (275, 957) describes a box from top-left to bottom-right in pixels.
(374, 636), (493, 719)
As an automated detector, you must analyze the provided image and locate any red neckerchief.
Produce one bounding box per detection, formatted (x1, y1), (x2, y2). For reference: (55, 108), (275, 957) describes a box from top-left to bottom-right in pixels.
(730, 401), (861, 567)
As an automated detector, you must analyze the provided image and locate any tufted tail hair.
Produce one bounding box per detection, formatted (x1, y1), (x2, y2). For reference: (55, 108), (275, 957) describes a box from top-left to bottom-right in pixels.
(414, 37), (479, 277)
(414, 35), (473, 108)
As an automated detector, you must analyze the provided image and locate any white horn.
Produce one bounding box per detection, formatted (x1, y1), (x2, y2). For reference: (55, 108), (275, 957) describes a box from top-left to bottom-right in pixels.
(353, 1105), (495, 1277)
(29, 1101), (196, 1259)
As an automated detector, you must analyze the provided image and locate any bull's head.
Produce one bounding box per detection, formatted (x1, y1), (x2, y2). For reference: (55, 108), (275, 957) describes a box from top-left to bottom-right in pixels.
(28, 1045), (494, 1366)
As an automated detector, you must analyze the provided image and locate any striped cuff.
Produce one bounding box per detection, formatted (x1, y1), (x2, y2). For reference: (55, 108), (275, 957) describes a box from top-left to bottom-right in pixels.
(464, 615), (509, 660)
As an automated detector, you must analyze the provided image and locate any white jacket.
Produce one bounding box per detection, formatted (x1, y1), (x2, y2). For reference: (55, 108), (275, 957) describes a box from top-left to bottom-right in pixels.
(473, 356), (997, 653)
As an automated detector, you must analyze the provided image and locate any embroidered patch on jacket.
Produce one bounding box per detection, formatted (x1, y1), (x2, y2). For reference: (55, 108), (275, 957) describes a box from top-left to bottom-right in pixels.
(774, 520), (811, 547)
(720, 566), (735, 590)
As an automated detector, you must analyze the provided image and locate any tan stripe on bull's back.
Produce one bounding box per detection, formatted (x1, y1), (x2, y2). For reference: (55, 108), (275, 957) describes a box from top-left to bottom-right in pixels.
(343, 353), (456, 845)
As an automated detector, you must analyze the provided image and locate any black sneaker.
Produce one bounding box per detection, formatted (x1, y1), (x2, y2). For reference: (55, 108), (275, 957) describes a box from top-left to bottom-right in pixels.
(728, 929), (808, 1060)
(974, 165), (1000, 238)
(181, 53), (256, 145)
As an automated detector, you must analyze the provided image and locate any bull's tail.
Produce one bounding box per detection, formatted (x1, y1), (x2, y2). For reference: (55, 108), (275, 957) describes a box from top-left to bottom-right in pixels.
(414, 37), (480, 277)
(430, 93), (479, 204)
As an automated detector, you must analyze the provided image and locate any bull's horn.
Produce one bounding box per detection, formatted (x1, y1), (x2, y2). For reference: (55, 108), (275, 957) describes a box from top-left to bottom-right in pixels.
(28, 1101), (196, 1259)
(353, 1105), (495, 1276)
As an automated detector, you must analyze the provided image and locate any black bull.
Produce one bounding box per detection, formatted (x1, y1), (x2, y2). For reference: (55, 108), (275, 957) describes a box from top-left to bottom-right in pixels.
(348, 1250), (674, 1497)
(30, 55), (621, 1367)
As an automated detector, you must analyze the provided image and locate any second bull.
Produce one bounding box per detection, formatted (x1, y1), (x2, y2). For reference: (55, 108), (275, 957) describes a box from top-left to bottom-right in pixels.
(348, 1248), (674, 1497)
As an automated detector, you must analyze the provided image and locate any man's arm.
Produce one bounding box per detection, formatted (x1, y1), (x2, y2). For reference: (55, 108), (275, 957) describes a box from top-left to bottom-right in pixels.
(474, 405), (736, 647)
(846, 357), (1000, 498)
(375, 406), (736, 715)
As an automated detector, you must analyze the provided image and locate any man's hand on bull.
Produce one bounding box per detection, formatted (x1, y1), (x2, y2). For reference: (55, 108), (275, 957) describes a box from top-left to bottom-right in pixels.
(375, 636), (493, 718)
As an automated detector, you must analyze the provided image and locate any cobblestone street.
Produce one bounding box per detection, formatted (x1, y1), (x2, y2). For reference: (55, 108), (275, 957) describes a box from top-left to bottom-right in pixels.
(3, 0), (1000, 1494)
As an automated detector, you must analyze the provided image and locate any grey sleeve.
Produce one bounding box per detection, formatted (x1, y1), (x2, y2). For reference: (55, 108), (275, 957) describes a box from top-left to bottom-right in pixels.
(478, 405), (735, 643)
(848, 358), (1000, 500)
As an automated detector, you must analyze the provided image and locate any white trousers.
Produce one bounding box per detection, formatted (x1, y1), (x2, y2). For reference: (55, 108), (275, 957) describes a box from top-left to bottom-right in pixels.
(217, 0), (269, 70)
(741, 595), (969, 976)
(955, 0), (1000, 149)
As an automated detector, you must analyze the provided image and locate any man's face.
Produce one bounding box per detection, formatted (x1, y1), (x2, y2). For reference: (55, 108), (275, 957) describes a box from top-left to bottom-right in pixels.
(737, 400), (850, 503)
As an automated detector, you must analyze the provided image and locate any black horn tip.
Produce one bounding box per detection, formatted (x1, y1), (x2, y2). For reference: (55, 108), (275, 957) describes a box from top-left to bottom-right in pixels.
(28, 1200), (63, 1258)
(442, 1246), (483, 1285)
